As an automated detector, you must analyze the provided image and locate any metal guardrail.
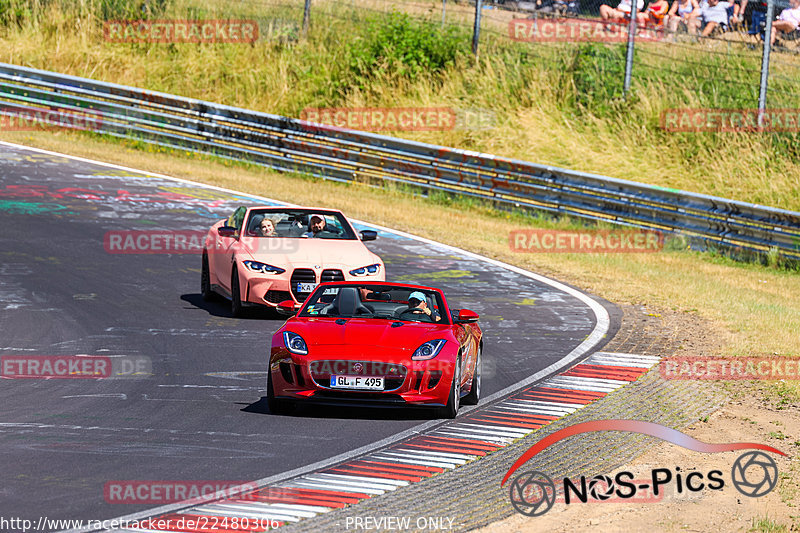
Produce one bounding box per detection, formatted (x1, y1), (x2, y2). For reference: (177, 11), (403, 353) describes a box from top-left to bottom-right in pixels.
(1, 62), (799, 260)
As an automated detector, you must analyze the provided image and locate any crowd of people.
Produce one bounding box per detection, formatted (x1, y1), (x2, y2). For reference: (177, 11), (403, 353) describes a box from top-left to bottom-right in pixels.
(599, 0), (800, 43)
(527, 0), (800, 45)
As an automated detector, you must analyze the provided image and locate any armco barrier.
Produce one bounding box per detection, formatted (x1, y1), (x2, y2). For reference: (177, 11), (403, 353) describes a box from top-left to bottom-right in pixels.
(1, 62), (799, 259)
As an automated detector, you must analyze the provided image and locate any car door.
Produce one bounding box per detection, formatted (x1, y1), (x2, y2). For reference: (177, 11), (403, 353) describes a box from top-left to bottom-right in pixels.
(451, 308), (479, 388)
(213, 206), (246, 292)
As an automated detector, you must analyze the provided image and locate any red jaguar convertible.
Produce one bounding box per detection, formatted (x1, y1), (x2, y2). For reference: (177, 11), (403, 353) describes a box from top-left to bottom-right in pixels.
(267, 282), (482, 418)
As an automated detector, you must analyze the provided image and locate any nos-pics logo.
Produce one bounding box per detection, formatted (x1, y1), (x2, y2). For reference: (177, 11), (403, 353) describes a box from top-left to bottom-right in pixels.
(501, 420), (784, 517)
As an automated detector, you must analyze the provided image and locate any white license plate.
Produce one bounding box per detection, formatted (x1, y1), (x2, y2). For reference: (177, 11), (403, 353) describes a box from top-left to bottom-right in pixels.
(330, 375), (384, 390)
(297, 282), (317, 293)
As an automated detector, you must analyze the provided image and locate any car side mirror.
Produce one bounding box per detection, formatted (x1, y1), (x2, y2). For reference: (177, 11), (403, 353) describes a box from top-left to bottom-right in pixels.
(359, 230), (377, 241)
(276, 300), (298, 316)
(456, 309), (479, 323)
(217, 226), (237, 238)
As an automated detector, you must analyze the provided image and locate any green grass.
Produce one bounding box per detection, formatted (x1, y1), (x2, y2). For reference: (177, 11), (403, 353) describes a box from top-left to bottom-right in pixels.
(0, 0), (799, 212)
(750, 516), (788, 533)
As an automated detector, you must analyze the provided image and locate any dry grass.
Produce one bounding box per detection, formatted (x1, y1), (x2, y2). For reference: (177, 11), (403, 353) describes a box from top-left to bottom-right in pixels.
(4, 129), (799, 375)
(1, 0), (800, 210)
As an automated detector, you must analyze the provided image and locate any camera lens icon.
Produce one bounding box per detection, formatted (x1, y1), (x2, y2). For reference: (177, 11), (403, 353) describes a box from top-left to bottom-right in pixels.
(509, 471), (557, 517)
(731, 451), (779, 498)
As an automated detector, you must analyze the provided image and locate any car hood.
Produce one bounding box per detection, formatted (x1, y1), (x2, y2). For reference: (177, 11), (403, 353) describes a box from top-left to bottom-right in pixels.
(287, 318), (450, 351)
(239, 237), (379, 267)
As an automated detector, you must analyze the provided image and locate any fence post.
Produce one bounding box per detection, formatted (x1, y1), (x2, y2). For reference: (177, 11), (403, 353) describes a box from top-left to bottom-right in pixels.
(758, 0), (775, 120)
(442, 0), (446, 27)
(472, 0), (483, 56)
(302, 0), (312, 35)
(623, 1), (638, 98)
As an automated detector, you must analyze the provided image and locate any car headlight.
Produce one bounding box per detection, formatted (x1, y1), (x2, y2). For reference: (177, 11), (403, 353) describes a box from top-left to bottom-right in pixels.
(349, 263), (381, 277)
(243, 260), (285, 275)
(412, 339), (447, 361)
(283, 331), (308, 355)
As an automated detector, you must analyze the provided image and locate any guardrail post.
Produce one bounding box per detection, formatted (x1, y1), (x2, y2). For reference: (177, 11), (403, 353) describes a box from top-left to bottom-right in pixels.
(472, 0), (483, 56)
(758, 0), (775, 120)
(623, 3), (638, 98)
(302, 0), (312, 35)
(442, 0), (447, 27)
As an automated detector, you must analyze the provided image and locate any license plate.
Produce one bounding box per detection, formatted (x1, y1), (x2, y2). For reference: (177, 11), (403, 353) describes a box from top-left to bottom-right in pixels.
(297, 282), (317, 293)
(330, 375), (384, 390)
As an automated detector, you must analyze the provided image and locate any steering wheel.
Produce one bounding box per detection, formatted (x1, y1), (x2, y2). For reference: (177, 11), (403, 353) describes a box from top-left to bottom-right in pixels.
(398, 308), (431, 322)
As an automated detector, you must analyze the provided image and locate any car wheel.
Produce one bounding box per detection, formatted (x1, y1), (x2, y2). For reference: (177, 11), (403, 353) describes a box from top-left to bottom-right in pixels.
(201, 251), (215, 301)
(231, 266), (243, 317)
(439, 356), (461, 419)
(463, 345), (481, 406)
(267, 366), (292, 415)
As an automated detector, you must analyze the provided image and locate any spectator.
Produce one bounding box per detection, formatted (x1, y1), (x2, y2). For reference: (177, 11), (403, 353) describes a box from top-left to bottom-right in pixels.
(667, 0), (699, 33)
(771, 0), (800, 44)
(648, 0), (671, 27)
(729, 0), (747, 29)
(688, 0), (737, 36)
(600, 0), (648, 26)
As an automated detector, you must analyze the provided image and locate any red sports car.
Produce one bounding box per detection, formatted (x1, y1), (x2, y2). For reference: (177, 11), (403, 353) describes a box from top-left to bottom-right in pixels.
(267, 282), (482, 418)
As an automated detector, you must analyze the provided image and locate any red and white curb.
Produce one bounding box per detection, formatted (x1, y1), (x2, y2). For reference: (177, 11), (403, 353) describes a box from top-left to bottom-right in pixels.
(117, 351), (659, 531)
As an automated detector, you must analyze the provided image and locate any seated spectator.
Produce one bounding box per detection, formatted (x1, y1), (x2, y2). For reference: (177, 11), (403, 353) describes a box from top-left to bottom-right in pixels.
(648, 0), (671, 27)
(600, 0), (648, 26)
(729, 0), (747, 29)
(771, 0), (800, 44)
(688, 0), (737, 36)
(668, 0), (700, 33)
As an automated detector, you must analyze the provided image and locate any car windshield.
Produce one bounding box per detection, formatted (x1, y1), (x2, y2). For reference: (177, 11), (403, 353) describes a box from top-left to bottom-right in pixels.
(243, 209), (357, 239)
(300, 284), (449, 324)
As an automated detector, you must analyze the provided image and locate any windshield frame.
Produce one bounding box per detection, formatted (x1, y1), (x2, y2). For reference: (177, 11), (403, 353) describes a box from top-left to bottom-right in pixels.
(243, 208), (358, 240)
(298, 283), (452, 325)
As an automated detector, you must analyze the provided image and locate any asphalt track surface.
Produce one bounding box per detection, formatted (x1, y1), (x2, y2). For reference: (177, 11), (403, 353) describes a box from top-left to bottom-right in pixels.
(0, 143), (618, 526)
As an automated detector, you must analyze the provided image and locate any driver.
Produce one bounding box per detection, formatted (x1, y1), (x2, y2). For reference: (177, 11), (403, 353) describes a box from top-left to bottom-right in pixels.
(406, 291), (441, 322)
(302, 214), (326, 238)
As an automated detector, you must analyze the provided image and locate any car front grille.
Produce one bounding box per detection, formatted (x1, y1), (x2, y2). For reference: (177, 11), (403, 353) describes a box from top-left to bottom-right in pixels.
(290, 268), (316, 301)
(321, 269), (344, 282)
(309, 360), (407, 391)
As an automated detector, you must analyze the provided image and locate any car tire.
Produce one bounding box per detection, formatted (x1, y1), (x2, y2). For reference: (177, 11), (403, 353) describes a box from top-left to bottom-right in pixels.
(463, 345), (481, 406)
(439, 356), (461, 419)
(231, 266), (243, 318)
(267, 367), (291, 415)
(201, 251), (215, 301)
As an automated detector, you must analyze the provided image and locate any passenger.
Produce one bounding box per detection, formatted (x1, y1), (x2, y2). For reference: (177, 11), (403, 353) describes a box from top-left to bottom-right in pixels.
(259, 218), (276, 237)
